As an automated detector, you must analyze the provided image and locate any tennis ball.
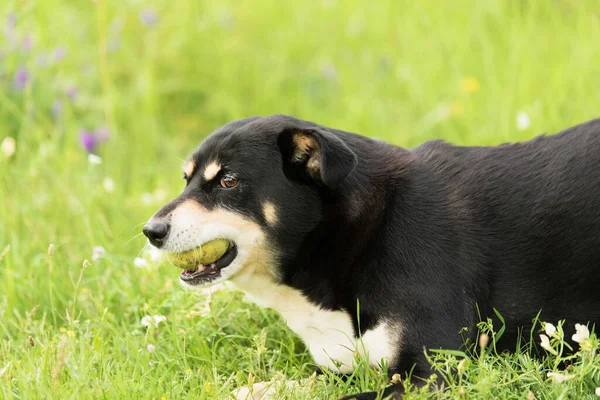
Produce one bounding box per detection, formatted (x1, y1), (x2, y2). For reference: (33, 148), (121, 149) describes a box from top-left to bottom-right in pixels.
(167, 239), (230, 268)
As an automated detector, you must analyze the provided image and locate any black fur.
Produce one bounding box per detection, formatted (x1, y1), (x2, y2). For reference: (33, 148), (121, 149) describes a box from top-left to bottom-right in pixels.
(147, 115), (600, 399)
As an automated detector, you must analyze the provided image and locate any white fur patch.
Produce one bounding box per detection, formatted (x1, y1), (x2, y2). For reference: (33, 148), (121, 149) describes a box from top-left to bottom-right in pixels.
(230, 274), (398, 373)
(203, 161), (221, 181)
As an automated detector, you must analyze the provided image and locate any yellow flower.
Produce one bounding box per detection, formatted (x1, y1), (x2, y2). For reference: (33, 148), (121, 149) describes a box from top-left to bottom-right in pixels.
(450, 102), (464, 117)
(460, 76), (480, 93)
(59, 327), (67, 333)
(204, 382), (211, 392)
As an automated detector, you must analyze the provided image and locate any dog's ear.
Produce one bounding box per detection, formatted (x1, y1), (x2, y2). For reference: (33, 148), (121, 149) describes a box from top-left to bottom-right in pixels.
(277, 126), (357, 189)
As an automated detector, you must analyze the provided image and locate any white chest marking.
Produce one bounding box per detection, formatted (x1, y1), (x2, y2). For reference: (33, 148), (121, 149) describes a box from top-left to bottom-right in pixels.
(229, 275), (397, 373)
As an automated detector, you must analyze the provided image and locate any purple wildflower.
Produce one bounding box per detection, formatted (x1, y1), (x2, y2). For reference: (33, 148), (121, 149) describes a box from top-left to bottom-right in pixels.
(321, 63), (337, 81)
(95, 126), (110, 142)
(108, 38), (121, 52)
(5, 13), (15, 34)
(5, 13), (16, 44)
(7, 13), (16, 29)
(79, 127), (110, 153)
(139, 8), (158, 27)
(21, 34), (33, 52)
(51, 47), (66, 62)
(66, 86), (78, 101)
(109, 18), (123, 51)
(80, 130), (98, 153)
(13, 66), (29, 90)
(52, 100), (63, 119)
(37, 53), (47, 66)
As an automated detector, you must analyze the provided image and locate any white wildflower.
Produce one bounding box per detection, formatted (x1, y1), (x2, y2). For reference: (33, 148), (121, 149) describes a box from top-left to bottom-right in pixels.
(141, 193), (154, 205)
(153, 188), (166, 203)
(0, 362), (10, 377)
(103, 177), (115, 193)
(516, 111), (531, 131)
(547, 371), (575, 384)
(147, 343), (156, 353)
(88, 154), (103, 164)
(1, 137), (16, 158)
(595, 387), (600, 396)
(572, 323), (590, 343)
(539, 334), (557, 355)
(147, 246), (163, 263)
(134, 257), (149, 268)
(92, 246), (106, 261)
(545, 322), (556, 337)
(141, 315), (166, 328)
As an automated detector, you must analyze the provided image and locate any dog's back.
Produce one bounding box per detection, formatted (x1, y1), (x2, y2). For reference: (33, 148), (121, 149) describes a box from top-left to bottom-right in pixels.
(413, 118), (600, 345)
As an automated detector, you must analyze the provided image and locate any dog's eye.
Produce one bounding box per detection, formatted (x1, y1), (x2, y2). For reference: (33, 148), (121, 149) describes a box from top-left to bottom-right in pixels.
(220, 175), (238, 189)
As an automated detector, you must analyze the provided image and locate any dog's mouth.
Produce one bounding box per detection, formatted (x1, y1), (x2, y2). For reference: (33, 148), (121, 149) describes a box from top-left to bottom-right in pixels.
(172, 244), (238, 285)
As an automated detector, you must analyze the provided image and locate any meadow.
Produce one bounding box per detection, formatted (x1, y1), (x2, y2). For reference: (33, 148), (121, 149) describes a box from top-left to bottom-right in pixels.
(2, 0), (600, 398)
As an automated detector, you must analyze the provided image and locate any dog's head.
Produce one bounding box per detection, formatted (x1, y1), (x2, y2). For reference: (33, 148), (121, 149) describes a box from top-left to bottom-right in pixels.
(142, 115), (358, 289)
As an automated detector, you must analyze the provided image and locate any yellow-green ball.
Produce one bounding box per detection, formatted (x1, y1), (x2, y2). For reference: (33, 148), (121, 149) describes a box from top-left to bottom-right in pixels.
(167, 239), (230, 268)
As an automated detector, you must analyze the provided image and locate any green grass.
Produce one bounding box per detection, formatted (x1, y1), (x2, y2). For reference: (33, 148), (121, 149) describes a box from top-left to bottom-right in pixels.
(1, 0), (600, 398)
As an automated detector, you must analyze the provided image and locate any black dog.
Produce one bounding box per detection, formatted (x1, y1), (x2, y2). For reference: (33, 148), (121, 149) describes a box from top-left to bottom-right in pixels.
(143, 115), (600, 399)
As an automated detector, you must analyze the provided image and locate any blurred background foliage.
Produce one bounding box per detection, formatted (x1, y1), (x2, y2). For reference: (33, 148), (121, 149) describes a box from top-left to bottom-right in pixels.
(1, 0), (600, 398)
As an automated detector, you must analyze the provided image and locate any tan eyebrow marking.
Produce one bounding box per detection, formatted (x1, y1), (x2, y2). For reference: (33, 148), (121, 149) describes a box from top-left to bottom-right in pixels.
(262, 201), (278, 226)
(183, 160), (195, 177)
(203, 161), (222, 181)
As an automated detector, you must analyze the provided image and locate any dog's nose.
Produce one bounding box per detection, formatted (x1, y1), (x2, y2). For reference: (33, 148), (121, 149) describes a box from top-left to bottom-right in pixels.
(143, 220), (170, 247)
